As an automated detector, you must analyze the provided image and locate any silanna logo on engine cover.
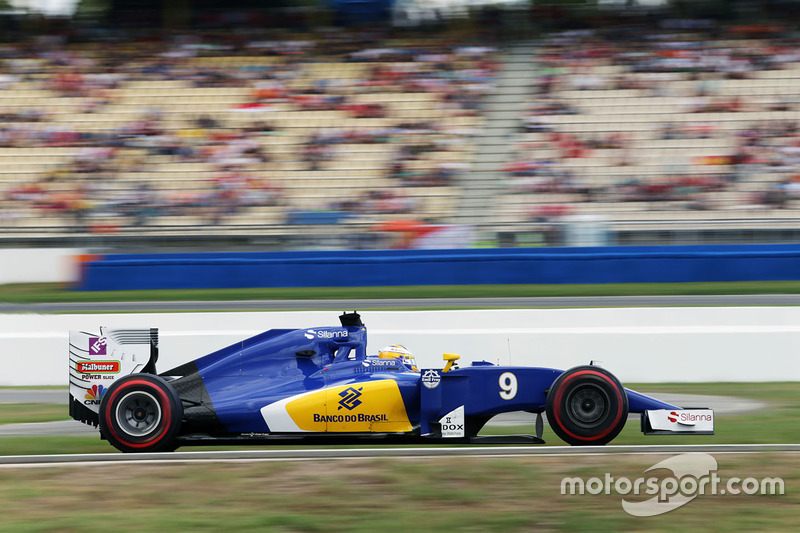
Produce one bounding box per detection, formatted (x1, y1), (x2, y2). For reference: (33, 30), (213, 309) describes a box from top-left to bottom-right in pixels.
(338, 387), (363, 410)
(305, 329), (349, 340)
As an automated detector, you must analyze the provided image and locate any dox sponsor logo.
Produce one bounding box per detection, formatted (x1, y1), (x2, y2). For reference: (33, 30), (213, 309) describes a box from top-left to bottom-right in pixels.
(441, 416), (464, 435)
(439, 405), (465, 437)
(338, 387), (363, 411)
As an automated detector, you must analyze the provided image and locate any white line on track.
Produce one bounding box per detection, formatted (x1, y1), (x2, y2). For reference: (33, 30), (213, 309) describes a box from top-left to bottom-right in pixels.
(2, 444), (800, 468)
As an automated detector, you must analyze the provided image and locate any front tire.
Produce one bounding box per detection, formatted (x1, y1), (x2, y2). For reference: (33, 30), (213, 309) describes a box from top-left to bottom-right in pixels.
(99, 374), (183, 453)
(546, 365), (628, 446)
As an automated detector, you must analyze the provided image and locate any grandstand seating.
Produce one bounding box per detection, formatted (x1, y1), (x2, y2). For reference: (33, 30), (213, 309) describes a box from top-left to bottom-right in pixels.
(493, 32), (800, 234)
(0, 38), (491, 239)
(0, 27), (798, 246)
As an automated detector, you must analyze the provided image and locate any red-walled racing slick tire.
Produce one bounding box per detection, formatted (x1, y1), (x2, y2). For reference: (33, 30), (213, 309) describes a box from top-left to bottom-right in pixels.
(99, 374), (183, 453)
(546, 365), (628, 446)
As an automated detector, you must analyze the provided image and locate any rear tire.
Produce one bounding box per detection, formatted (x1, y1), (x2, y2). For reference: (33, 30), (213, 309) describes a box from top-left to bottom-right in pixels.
(546, 365), (628, 446)
(99, 374), (182, 453)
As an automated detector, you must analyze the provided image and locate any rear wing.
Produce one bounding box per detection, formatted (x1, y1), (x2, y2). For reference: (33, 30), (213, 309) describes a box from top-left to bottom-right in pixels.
(68, 327), (158, 427)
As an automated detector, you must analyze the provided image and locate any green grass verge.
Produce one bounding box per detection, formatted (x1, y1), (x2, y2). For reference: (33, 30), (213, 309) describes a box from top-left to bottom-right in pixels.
(0, 436), (110, 456)
(0, 386), (66, 390)
(1, 384), (797, 531)
(4, 280), (800, 304)
(0, 454), (795, 532)
(0, 404), (68, 425)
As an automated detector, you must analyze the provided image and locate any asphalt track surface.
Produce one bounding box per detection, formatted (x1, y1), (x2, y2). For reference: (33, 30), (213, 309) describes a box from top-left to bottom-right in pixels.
(3, 445), (800, 467)
(3, 294), (800, 313)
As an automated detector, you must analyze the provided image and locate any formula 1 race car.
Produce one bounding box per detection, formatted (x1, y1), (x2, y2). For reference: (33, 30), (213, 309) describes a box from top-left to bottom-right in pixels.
(68, 312), (714, 453)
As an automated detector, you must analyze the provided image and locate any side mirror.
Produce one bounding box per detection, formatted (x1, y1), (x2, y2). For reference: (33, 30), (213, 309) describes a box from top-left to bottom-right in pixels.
(442, 353), (460, 373)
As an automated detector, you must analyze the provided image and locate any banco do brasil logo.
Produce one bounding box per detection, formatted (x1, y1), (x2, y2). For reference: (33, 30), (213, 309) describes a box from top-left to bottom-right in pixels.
(338, 387), (363, 411)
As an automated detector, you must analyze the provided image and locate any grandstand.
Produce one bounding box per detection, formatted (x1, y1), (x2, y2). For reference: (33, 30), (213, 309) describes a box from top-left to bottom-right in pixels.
(0, 4), (799, 248)
(485, 26), (800, 244)
(0, 30), (492, 247)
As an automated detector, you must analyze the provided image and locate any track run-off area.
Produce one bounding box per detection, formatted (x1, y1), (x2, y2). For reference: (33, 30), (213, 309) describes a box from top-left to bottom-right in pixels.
(3, 444), (800, 468)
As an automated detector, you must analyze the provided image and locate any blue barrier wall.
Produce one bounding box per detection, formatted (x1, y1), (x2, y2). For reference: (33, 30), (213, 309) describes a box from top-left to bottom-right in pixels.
(76, 244), (800, 291)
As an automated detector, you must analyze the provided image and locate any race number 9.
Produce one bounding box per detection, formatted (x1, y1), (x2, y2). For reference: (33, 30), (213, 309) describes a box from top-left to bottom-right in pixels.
(498, 372), (518, 400)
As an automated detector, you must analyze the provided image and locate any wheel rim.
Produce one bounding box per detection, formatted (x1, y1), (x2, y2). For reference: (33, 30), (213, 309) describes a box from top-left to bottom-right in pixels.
(115, 390), (162, 437)
(565, 384), (609, 428)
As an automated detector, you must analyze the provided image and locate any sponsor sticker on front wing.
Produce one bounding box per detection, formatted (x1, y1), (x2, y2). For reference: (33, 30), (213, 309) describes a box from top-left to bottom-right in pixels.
(645, 409), (714, 433)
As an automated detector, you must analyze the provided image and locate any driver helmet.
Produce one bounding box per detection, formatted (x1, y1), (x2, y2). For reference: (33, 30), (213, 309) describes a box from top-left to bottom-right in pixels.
(378, 344), (418, 371)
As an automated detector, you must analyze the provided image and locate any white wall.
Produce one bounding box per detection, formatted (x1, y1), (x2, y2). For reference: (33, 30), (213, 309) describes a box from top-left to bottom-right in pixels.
(0, 248), (85, 283)
(3, 307), (800, 386)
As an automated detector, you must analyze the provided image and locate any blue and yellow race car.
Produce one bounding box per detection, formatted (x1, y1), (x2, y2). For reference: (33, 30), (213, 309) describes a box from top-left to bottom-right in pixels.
(69, 312), (713, 453)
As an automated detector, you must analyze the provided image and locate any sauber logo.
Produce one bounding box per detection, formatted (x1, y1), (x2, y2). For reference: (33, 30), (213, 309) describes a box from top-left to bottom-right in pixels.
(338, 387), (363, 411)
(76, 361), (120, 374)
(668, 410), (712, 426)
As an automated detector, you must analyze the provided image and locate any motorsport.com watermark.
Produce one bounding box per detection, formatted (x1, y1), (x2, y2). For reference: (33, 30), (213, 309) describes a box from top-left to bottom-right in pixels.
(561, 452), (784, 517)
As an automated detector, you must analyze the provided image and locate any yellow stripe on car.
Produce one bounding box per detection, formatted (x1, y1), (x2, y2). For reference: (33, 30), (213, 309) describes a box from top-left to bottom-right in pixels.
(286, 380), (412, 432)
